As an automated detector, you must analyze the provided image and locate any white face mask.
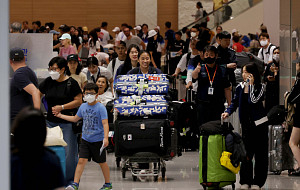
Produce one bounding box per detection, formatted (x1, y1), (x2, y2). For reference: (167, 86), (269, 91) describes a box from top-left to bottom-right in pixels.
(83, 94), (96, 103)
(273, 54), (280, 62)
(260, 40), (268, 47)
(49, 71), (60, 80)
(191, 32), (197, 38)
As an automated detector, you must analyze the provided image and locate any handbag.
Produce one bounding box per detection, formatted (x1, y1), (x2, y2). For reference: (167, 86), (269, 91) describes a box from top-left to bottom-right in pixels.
(45, 126), (67, 146)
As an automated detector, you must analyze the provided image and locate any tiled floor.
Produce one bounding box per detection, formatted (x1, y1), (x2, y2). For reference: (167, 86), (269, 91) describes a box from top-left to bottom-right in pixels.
(77, 151), (300, 190)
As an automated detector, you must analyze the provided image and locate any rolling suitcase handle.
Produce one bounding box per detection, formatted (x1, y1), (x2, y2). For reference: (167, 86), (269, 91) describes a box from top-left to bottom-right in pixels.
(186, 86), (193, 102)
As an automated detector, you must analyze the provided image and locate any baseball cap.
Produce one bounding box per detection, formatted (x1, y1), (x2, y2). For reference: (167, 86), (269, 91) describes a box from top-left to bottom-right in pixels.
(112, 27), (120, 32)
(82, 26), (88, 32)
(155, 26), (160, 31)
(10, 47), (25, 61)
(67, 54), (79, 63)
(59, 33), (71, 40)
(148, 30), (157, 38)
(134, 25), (141, 31)
(58, 24), (65, 29)
(49, 30), (60, 35)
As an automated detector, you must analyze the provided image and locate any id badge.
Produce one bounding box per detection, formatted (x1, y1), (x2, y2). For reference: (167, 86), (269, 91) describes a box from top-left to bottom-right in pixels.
(208, 87), (214, 95)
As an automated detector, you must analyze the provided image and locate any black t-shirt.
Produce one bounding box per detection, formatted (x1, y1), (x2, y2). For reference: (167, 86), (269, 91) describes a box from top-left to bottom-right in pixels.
(11, 148), (65, 190)
(39, 77), (82, 123)
(147, 39), (158, 54)
(170, 40), (185, 52)
(165, 29), (175, 50)
(196, 64), (231, 103)
(10, 66), (38, 122)
(53, 40), (60, 52)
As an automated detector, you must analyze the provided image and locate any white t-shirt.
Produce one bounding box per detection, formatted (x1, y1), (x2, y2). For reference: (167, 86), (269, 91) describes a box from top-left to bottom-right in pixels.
(70, 72), (87, 89)
(96, 91), (114, 106)
(107, 57), (124, 79)
(257, 43), (276, 64)
(176, 53), (197, 72)
(100, 29), (110, 46)
(82, 66), (113, 83)
(116, 31), (132, 41)
(94, 52), (110, 65)
(88, 39), (101, 57)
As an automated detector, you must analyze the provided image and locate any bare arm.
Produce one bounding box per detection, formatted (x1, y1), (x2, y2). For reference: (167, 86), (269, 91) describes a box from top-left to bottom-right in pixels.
(102, 119), (109, 147)
(149, 51), (157, 68)
(23, 84), (41, 109)
(56, 113), (81, 123)
(224, 86), (232, 105)
(109, 78), (114, 95)
(192, 64), (201, 79)
(140, 41), (146, 50)
(52, 93), (82, 114)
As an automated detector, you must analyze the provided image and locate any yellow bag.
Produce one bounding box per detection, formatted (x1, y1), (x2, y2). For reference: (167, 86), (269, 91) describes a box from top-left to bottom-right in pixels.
(220, 151), (240, 174)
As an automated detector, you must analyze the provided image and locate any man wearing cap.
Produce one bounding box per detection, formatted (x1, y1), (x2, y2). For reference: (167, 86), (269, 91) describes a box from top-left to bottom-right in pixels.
(123, 27), (145, 50)
(134, 25), (142, 37)
(10, 48), (40, 123)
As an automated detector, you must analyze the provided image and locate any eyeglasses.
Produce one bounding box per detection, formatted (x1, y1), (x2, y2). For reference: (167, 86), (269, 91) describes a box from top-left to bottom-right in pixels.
(48, 67), (60, 72)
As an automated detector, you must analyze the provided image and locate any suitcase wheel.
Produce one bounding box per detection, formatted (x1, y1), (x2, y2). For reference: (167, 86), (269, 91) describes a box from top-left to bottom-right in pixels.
(132, 175), (137, 181)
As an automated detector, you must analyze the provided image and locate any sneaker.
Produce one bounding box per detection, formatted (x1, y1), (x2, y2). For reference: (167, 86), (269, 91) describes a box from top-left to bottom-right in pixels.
(66, 183), (79, 190)
(251, 185), (261, 189)
(99, 183), (112, 190)
(240, 184), (249, 190)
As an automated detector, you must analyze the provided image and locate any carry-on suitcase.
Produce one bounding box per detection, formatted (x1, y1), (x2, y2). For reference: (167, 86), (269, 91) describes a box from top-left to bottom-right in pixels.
(48, 146), (66, 177)
(268, 125), (294, 175)
(114, 95), (168, 117)
(114, 74), (169, 96)
(114, 118), (176, 159)
(199, 120), (236, 190)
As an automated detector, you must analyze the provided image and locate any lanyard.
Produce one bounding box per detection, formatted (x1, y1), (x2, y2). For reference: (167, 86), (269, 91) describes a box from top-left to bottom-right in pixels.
(205, 64), (217, 87)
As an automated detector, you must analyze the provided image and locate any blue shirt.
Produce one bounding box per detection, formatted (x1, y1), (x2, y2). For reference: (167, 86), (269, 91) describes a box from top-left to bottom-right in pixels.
(77, 102), (108, 142)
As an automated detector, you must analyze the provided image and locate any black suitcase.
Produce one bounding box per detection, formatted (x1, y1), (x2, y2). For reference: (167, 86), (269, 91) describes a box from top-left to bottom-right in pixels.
(114, 118), (175, 158)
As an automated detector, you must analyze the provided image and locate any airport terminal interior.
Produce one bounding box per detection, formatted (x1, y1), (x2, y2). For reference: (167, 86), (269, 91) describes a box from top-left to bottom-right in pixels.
(4, 0), (300, 189)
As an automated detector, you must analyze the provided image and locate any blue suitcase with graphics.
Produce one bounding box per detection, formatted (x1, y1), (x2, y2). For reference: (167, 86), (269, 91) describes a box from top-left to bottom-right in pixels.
(114, 95), (168, 117)
(114, 74), (169, 96)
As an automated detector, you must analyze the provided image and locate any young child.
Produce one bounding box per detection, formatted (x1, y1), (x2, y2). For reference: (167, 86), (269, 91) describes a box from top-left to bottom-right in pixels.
(55, 83), (112, 190)
(221, 63), (268, 190)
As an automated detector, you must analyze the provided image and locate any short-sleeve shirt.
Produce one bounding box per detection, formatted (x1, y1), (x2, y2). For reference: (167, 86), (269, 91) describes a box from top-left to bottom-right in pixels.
(213, 0), (223, 10)
(70, 72), (87, 89)
(232, 43), (245, 52)
(88, 39), (101, 57)
(58, 46), (77, 60)
(257, 43), (276, 64)
(107, 57), (124, 79)
(77, 102), (108, 142)
(196, 64), (231, 103)
(124, 36), (142, 49)
(11, 149), (65, 190)
(10, 66), (38, 122)
(39, 77), (82, 123)
(82, 66), (113, 83)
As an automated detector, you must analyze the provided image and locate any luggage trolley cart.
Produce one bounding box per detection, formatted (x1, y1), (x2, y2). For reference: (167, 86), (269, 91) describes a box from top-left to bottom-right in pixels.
(113, 74), (177, 181)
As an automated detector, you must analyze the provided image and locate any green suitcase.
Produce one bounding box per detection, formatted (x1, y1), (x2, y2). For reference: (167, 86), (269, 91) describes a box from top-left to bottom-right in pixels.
(199, 134), (236, 189)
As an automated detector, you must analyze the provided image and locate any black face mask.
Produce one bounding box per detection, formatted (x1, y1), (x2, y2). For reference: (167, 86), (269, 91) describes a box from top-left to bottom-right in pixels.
(204, 57), (216, 64)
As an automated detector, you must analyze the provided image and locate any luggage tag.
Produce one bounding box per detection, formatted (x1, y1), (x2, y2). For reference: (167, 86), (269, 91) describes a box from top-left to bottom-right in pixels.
(208, 87), (214, 95)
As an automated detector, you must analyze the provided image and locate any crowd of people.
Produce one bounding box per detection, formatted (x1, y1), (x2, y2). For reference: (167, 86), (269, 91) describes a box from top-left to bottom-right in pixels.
(9, 5), (300, 190)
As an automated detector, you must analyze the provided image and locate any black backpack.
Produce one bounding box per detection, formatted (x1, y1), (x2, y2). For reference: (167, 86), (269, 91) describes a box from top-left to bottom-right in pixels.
(225, 132), (247, 167)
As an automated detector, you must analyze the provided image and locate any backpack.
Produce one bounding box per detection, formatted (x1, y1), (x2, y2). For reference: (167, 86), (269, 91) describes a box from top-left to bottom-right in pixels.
(112, 58), (117, 74)
(225, 132), (247, 167)
(267, 105), (286, 125)
(284, 92), (296, 128)
(260, 44), (276, 63)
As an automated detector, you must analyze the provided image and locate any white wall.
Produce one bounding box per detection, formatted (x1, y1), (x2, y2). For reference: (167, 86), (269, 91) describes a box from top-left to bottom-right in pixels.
(220, 1), (263, 35)
(135, 0), (157, 29)
(263, 0), (280, 46)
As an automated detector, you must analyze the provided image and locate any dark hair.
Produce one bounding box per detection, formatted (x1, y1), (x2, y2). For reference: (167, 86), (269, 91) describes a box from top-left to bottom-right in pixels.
(165, 21), (171, 28)
(273, 46), (280, 53)
(244, 63), (261, 85)
(216, 33), (222, 39)
(128, 25), (133, 30)
(62, 25), (70, 33)
(47, 22), (54, 30)
(216, 25), (223, 31)
(182, 27), (188, 33)
(232, 35), (240, 43)
(259, 32), (269, 39)
(39, 26), (47, 33)
(119, 41), (127, 48)
(86, 56), (99, 67)
(35, 21), (41, 27)
(138, 50), (151, 59)
(142, 24), (148, 29)
(203, 45), (218, 55)
(96, 76), (109, 92)
(191, 25), (199, 31)
(197, 2), (203, 8)
(32, 21), (36, 25)
(95, 27), (101, 32)
(248, 33), (256, 40)
(48, 56), (67, 70)
(121, 23), (129, 27)
(175, 31), (182, 36)
(199, 22), (207, 28)
(23, 21), (28, 25)
(219, 31), (231, 39)
(196, 40), (206, 51)
(101, 22), (108, 28)
(66, 61), (82, 75)
(121, 44), (140, 75)
(11, 107), (46, 154)
(89, 29), (98, 48)
(83, 82), (99, 94)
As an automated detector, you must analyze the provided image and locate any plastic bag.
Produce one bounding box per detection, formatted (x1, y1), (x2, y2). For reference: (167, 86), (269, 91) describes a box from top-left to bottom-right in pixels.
(44, 126), (67, 146)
